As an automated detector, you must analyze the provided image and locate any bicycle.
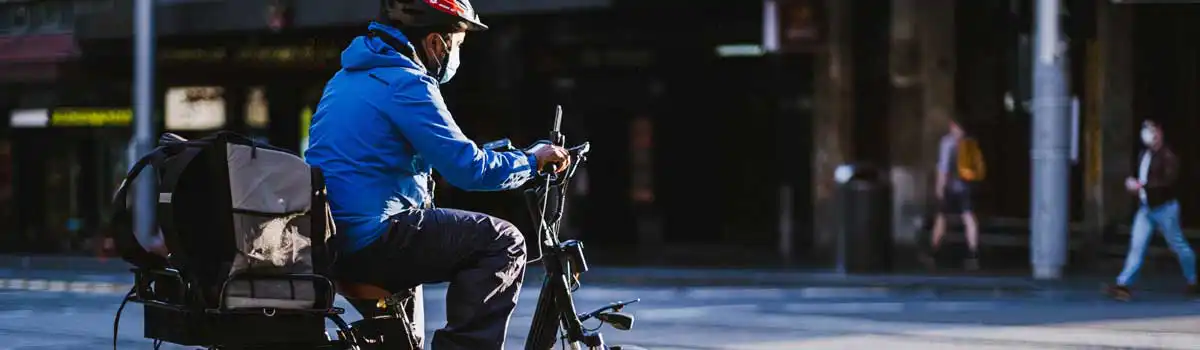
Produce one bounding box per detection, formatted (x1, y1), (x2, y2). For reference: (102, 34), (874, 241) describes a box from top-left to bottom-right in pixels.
(116, 106), (644, 350)
(510, 106), (644, 349)
(344, 106), (645, 350)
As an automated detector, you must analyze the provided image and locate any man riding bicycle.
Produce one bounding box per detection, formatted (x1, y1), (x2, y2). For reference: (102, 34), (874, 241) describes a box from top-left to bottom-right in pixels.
(304, 1), (571, 349)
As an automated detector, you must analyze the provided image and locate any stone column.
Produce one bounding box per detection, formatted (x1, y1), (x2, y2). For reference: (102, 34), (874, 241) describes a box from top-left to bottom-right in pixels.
(223, 85), (248, 135)
(886, 0), (955, 261)
(917, 0), (957, 172)
(1082, 0), (1133, 270)
(811, 0), (855, 264)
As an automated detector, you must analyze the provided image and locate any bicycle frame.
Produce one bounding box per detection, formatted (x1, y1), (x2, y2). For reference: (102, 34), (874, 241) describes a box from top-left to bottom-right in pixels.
(516, 107), (642, 350)
(524, 142), (603, 350)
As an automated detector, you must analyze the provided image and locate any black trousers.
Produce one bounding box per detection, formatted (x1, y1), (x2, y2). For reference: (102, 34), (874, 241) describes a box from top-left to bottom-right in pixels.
(335, 208), (527, 350)
(939, 181), (974, 215)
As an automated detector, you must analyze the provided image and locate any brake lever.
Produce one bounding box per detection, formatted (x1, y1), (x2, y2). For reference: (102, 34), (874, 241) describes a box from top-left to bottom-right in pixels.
(578, 299), (641, 322)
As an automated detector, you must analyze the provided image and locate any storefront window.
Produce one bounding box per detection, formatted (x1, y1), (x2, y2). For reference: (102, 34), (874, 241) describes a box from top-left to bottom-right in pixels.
(245, 86), (270, 129)
(165, 86), (227, 131)
(0, 1), (74, 34)
(32, 1), (70, 31)
(41, 142), (75, 252)
(0, 4), (30, 34)
(299, 106), (312, 158)
(299, 86), (322, 158)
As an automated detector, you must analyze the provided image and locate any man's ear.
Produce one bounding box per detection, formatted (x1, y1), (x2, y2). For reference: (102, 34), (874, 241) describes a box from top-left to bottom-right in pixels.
(422, 33), (446, 59)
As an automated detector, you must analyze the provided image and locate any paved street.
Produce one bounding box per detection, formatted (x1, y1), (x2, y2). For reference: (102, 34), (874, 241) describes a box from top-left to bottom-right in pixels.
(1, 273), (1200, 349)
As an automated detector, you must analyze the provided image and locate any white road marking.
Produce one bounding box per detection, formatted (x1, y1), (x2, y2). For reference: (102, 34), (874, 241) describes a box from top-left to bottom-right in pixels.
(798, 287), (892, 299)
(0, 310), (33, 320)
(783, 302), (906, 314)
(0, 279), (131, 295)
(26, 280), (47, 291)
(780, 301), (997, 314)
(684, 288), (788, 300)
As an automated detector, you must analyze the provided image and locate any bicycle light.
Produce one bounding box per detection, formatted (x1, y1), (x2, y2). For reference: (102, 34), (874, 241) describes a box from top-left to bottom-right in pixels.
(596, 312), (635, 331)
(561, 240), (589, 274)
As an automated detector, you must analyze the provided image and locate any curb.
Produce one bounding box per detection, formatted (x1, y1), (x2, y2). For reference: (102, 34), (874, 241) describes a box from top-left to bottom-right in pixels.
(0, 254), (1133, 295)
(565, 267), (1056, 291)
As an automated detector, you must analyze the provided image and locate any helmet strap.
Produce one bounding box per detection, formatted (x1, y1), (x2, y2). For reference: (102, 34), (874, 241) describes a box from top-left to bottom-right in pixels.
(432, 35), (453, 82)
(368, 27), (453, 81)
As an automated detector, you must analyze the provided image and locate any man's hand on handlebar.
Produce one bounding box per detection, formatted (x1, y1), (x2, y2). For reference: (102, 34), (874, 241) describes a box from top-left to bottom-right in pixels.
(528, 143), (571, 174)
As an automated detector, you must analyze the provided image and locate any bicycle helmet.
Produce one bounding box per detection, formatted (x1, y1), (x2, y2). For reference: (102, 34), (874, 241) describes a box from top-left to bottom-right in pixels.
(383, 0), (488, 31)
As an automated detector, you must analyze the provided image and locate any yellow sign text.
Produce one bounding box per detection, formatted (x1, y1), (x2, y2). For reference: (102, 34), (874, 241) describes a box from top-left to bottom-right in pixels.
(50, 109), (133, 127)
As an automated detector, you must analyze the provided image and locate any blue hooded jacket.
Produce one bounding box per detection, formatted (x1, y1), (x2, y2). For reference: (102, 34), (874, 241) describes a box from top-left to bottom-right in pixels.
(305, 22), (538, 253)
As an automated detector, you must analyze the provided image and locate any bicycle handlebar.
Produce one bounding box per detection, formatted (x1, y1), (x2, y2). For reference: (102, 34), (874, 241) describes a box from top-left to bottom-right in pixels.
(577, 299), (640, 323)
(568, 142), (590, 157)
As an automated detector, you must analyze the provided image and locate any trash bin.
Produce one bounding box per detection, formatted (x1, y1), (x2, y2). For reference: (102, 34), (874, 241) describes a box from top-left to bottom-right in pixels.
(834, 164), (894, 273)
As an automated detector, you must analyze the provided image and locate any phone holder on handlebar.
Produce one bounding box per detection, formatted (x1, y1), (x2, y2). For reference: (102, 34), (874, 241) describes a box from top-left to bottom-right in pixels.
(482, 138), (518, 152)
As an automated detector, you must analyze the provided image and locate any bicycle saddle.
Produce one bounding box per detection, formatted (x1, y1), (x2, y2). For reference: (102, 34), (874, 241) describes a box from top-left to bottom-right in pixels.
(336, 281), (393, 300)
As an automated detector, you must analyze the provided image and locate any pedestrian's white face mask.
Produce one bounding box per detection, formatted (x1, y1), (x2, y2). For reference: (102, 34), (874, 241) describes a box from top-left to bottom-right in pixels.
(1141, 127), (1157, 146)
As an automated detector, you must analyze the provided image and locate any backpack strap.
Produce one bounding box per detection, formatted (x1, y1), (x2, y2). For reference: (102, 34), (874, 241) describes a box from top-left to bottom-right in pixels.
(155, 144), (206, 272)
(310, 166), (333, 276)
(110, 146), (170, 270)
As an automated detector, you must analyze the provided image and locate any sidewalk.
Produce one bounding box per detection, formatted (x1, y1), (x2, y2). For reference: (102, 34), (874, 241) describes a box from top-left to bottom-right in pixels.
(0, 255), (1113, 293)
(0, 254), (1188, 298)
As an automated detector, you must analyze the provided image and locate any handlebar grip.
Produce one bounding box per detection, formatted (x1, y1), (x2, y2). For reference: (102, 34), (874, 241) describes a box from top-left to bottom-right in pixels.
(568, 142), (590, 157)
(531, 142), (588, 176)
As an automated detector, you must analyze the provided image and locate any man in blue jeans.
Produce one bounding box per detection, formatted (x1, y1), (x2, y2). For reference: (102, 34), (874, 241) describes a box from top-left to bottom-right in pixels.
(1106, 120), (1196, 301)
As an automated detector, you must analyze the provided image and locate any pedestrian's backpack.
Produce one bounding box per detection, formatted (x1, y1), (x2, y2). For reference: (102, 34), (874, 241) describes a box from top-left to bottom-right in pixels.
(109, 131), (336, 310)
(956, 137), (987, 182)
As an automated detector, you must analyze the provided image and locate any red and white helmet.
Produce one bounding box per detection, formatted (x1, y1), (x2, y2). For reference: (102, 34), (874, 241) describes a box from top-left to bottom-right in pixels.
(383, 0), (488, 31)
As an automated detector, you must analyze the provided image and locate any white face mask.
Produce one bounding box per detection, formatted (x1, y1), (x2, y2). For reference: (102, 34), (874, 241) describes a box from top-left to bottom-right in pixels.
(1141, 128), (1157, 146)
(434, 35), (461, 85)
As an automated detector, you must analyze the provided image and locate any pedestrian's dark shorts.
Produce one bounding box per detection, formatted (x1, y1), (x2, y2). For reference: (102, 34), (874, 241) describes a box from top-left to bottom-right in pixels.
(939, 181), (973, 215)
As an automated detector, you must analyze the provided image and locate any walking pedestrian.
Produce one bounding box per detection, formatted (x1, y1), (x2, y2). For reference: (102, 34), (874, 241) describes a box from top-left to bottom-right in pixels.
(1105, 119), (1196, 301)
(920, 116), (986, 271)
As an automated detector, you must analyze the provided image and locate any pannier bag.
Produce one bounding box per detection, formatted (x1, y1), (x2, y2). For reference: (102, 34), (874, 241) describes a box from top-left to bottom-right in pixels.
(110, 131), (336, 310)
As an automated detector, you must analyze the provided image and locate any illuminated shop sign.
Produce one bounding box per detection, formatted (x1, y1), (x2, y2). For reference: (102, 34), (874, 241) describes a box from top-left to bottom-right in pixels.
(10, 109), (49, 128)
(53, 109), (133, 127)
(10, 108), (133, 128)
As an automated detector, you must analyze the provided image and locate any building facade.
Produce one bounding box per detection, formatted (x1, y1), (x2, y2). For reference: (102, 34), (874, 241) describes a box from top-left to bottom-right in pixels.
(6, 0), (810, 261)
(807, 0), (1200, 272)
(6, 0), (1190, 274)
(0, 0), (124, 253)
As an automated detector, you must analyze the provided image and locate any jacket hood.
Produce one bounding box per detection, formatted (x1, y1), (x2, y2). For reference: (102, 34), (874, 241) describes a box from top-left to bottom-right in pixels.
(340, 22), (426, 72)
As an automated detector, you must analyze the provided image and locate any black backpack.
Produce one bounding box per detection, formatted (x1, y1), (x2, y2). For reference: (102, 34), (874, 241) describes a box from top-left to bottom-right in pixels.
(110, 131), (336, 310)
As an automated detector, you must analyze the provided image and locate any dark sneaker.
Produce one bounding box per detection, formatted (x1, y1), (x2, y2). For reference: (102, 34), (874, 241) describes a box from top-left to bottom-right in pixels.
(962, 250), (980, 271)
(963, 257), (980, 271)
(1104, 284), (1132, 302)
(1185, 284), (1200, 298)
(917, 251), (938, 271)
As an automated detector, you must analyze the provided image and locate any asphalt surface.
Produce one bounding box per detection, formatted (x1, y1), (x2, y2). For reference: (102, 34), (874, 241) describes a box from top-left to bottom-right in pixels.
(1, 271), (1200, 349)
